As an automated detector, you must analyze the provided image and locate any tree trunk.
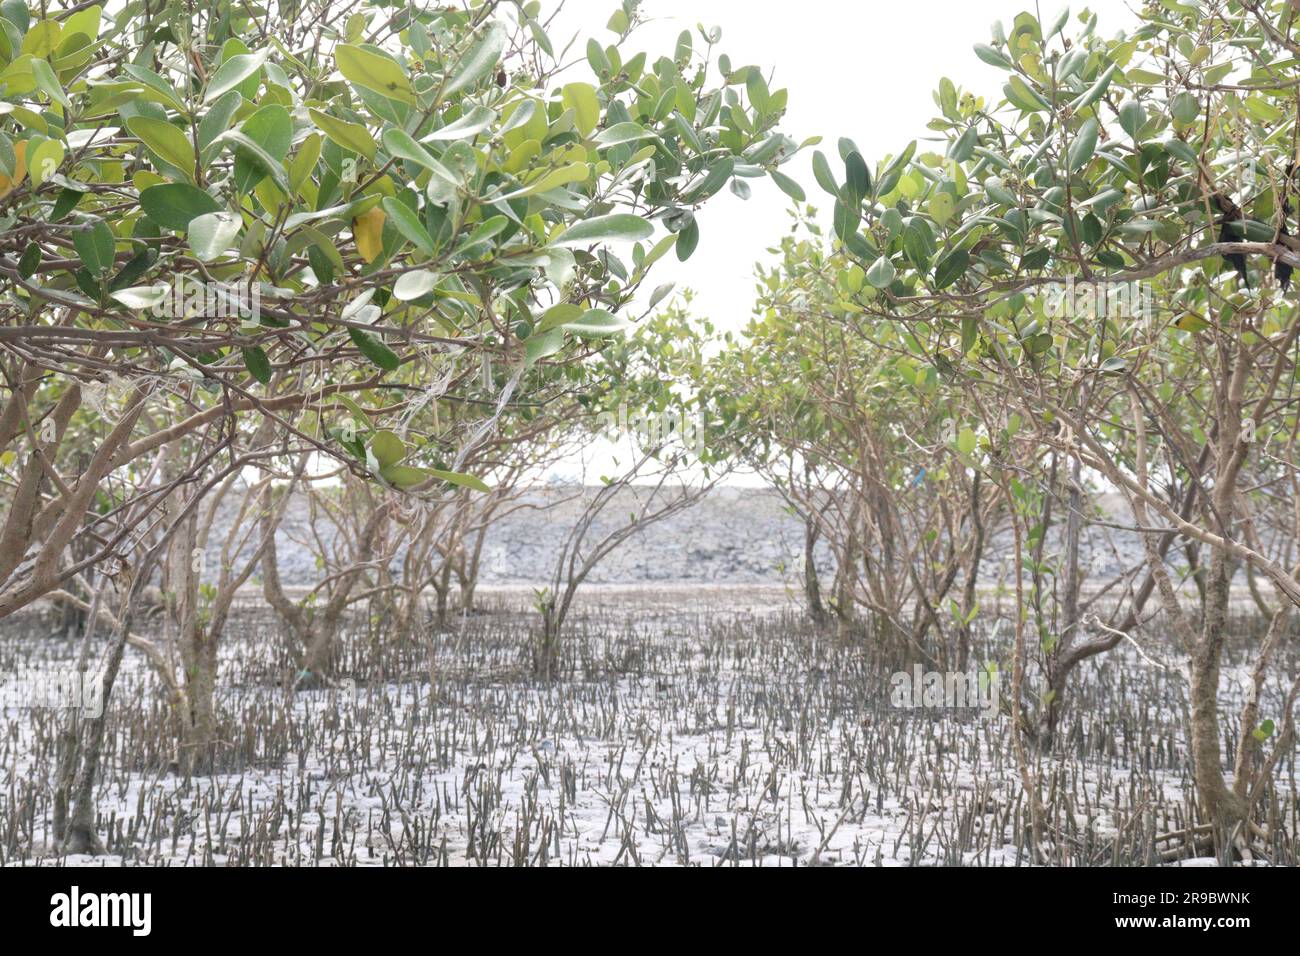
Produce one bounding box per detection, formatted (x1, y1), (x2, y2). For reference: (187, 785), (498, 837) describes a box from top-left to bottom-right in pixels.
(1040, 461), (1082, 744)
(297, 621), (344, 688)
(179, 626), (218, 774)
(957, 474), (986, 672)
(803, 516), (827, 625)
(460, 527), (486, 612)
(62, 581), (139, 855)
(1190, 547), (1248, 853)
(165, 502), (222, 774)
(537, 605), (560, 680)
(433, 561), (452, 628)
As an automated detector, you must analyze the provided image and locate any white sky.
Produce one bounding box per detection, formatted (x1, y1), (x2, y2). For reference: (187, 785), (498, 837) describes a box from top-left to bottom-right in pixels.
(552, 0), (1142, 332)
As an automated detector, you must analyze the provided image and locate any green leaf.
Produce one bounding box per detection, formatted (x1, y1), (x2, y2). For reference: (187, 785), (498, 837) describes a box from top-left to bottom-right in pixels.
(238, 102), (292, 158)
(1119, 100), (1145, 140)
(533, 303), (585, 335)
(594, 121), (657, 148)
(676, 218), (699, 261)
(30, 56), (70, 109)
(109, 285), (167, 309)
(1252, 719), (1276, 743)
(17, 241), (40, 278)
(866, 255), (896, 289)
(370, 429), (406, 467)
(1025, 332), (1054, 354)
(242, 346), (272, 384)
(844, 151), (870, 202)
(1170, 91), (1200, 125)
(747, 70), (772, 115)
(933, 249), (970, 289)
(552, 213), (653, 247)
(204, 50), (267, 103)
(1069, 62), (1117, 112)
(392, 268), (440, 301)
(379, 464), (430, 488)
(349, 327), (399, 371)
(460, 215), (509, 248)
(1005, 76), (1048, 112)
(525, 328), (565, 365)
(283, 197), (379, 230)
(198, 90), (243, 152)
(973, 43), (1014, 70)
(957, 427), (977, 455)
(63, 4), (101, 40)
(379, 464), (491, 491)
(335, 44), (415, 104)
(1047, 6), (1070, 36)
(121, 63), (188, 113)
(949, 126), (979, 163)
(382, 128), (458, 187)
(426, 467), (490, 492)
(381, 196), (436, 256)
(421, 105), (498, 142)
(904, 219), (935, 270)
(1067, 118), (1098, 171)
(127, 116), (195, 179)
(73, 219), (115, 276)
(587, 38), (611, 77)
(1126, 68), (1167, 86)
(218, 127), (292, 195)
(308, 107), (376, 160)
(1216, 219), (1268, 243)
(141, 184), (222, 234)
(685, 157), (735, 202)
(108, 249), (158, 293)
(445, 21), (507, 95)
(812, 150), (839, 198)
(382, 127), (437, 167)
(188, 211), (241, 261)
(1163, 137), (1198, 166)
(290, 133), (322, 194)
(560, 308), (628, 337)
(770, 168), (805, 202)
(20, 21), (56, 57)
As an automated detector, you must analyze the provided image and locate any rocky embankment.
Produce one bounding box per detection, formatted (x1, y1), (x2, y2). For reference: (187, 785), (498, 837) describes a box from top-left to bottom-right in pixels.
(207, 484), (1175, 591)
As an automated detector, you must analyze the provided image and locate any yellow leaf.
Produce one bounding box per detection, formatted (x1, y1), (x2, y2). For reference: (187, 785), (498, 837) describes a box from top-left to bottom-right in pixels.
(521, 161), (589, 196)
(335, 44), (415, 105)
(21, 21), (62, 59)
(291, 130), (321, 195)
(8, 107), (46, 133)
(503, 138), (540, 174)
(29, 139), (63, 185)
(0, 140), (29, 198)
(561, 82), (600, 137)
(353, 206), (386, 263)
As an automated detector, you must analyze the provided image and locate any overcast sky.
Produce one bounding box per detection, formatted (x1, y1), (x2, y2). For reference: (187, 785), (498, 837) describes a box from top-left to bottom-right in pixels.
(551, 0), (1142, 332)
